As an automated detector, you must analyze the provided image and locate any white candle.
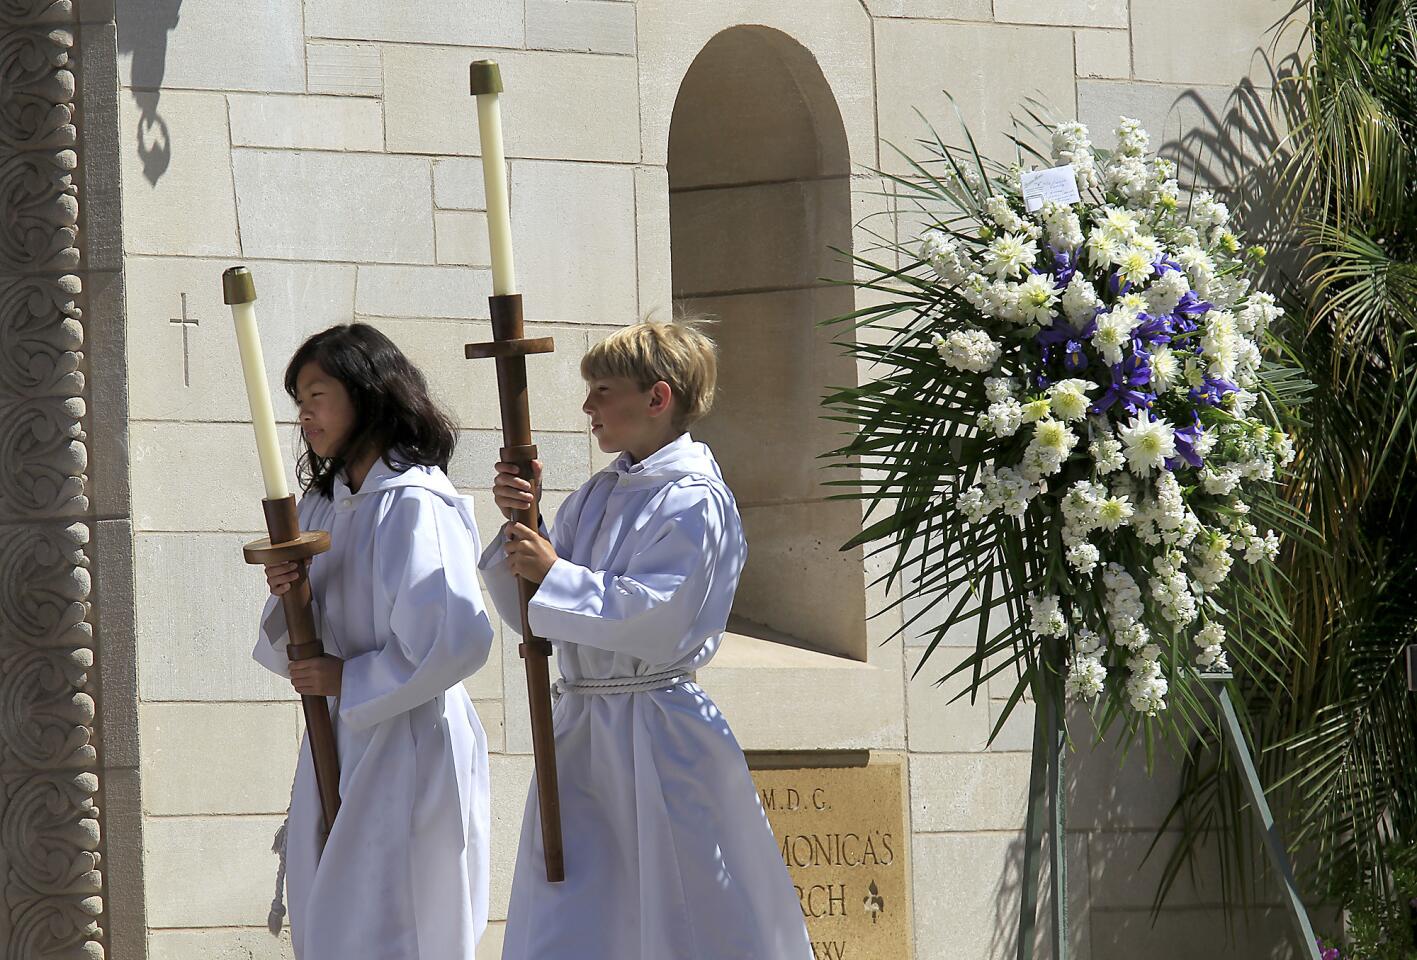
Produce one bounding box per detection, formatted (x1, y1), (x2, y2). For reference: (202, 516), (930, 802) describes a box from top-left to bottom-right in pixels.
(223, 267), (290, 501)
(471, 61), (517, 296)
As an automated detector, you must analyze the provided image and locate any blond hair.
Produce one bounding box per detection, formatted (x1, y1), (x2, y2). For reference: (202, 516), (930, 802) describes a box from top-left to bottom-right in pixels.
(580, 312), (718, 430)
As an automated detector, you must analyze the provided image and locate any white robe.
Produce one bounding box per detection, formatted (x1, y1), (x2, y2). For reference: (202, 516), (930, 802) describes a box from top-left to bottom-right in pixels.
(255, 459), (494, 960)
(480, 433), (811, 960)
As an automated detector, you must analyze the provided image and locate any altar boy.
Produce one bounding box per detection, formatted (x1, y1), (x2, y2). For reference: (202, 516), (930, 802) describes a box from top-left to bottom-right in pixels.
(480, 317), (812, 960)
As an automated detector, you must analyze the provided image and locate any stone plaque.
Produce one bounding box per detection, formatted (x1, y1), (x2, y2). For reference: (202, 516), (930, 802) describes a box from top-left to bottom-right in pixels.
(751, 759), (910, 960)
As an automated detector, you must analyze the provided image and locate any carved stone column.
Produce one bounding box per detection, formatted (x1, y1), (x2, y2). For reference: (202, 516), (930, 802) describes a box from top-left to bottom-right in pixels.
(0, 1), (108, 957)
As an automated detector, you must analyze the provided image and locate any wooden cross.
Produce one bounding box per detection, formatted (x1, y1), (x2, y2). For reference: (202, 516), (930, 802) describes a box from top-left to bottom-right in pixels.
(170, 292), (199, 386)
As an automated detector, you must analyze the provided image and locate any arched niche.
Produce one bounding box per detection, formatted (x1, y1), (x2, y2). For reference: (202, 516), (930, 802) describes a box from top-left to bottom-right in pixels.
(668, 25), (866, 662)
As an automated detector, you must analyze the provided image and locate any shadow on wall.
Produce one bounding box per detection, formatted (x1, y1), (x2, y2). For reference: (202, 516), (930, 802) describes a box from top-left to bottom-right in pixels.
(116, 0), (183, 185)
(1157, 47), (1303, 290)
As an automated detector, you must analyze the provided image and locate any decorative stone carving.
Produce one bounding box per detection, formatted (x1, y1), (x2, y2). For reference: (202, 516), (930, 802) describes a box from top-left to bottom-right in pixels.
(0, 0), (105, 956)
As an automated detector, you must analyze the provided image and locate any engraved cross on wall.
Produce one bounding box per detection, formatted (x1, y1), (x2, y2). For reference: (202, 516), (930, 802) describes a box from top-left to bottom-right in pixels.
(170, 292), (199, 387)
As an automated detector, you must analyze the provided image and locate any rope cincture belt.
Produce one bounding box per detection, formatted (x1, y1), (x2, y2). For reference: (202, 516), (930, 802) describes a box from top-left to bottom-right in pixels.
(551, 668), (697, 701)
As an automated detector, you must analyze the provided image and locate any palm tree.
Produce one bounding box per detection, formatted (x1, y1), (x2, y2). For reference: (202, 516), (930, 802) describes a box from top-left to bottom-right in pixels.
(1169, 0), (1417, 938)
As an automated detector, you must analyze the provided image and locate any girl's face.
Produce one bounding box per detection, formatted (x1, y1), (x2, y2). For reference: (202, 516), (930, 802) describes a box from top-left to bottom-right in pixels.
(582, 376), (673, 456)
(295, 361), (357, 460)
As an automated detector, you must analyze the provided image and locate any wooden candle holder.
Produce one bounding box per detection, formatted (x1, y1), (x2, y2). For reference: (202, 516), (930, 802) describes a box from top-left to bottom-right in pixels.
(243, 494), (340, 833)
(466, 293), (565, 882)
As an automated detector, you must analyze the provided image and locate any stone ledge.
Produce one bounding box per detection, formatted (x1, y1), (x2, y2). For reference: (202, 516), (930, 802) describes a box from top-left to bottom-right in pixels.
(699, 632), (905, 751)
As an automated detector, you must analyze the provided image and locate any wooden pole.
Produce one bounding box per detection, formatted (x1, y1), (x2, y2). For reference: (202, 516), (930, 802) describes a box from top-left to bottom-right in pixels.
(243, 499), (340, 834)
(466, 295), (565, 882)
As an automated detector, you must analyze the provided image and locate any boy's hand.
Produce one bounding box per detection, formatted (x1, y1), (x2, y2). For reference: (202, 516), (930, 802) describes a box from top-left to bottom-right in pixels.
(503, 522), (557, 583)
(265, 560), (302, 597)
(289, 655), (343, 697)
(493, 459), (542, 520)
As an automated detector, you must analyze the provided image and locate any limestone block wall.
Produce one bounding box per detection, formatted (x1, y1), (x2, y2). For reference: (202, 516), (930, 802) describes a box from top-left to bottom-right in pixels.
(108, 1), (1303, 958)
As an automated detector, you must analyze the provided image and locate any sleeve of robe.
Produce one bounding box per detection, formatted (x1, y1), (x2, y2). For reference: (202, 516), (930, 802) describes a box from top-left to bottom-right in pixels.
(337, 489), (496, 731)
(253, 495), (319, 680)
(477, 481), (586, 633)
(524, 483), (733, 662)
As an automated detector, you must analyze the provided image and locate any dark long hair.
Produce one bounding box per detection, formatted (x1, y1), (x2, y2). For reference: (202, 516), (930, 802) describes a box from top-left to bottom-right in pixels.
(284, 324), (457, 498)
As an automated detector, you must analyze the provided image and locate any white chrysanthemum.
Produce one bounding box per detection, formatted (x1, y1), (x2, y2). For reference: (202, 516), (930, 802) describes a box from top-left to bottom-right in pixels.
(1099, 206), (1141, 242)
(1032, 418), (1078, 460)
(931, 329), (1000, 373)
(1062, 272), (1102, 323)
(1016, 272), (1060, 326)
(1176, 245), (1216, 296)
(1117, 412), (1177, 476)
(1048, 378), (1094, 421)
(1029, 593), (1068, 639)
(982, 233), (1039, 280)
(1131, 233), (1164, 261)
(1150, 345), (1181, 394)
(1096, 495), (1134, 531)
(1116, 248), (1155, 288)
(1092, 308), (1138, 366)
(1021, 397), (1053, 423)
(1084, 229), (1120, 268)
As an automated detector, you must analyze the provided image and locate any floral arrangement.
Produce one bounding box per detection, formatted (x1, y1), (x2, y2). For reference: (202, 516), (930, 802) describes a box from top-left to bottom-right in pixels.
(828, 116), (1297, 722)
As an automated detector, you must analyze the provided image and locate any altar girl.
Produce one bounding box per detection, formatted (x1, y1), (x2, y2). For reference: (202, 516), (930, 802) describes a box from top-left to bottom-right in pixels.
(255, 323), (493, 960)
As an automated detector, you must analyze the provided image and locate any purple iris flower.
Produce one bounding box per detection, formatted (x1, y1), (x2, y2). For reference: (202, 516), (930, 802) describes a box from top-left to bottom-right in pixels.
(1091, 352), (1154, 416)
(1132, 311), (1174, 345)
(1038, 316), (1098, 375)
(1048, 247), (1078, 287)
(1175, 289), (1212, 318)
(1189, 375), (1238, 408)
(1168, 416), (1205, 470)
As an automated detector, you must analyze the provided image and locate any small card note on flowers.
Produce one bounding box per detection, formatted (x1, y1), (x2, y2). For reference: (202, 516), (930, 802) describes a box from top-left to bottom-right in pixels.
(1020, 164), (1081, 212)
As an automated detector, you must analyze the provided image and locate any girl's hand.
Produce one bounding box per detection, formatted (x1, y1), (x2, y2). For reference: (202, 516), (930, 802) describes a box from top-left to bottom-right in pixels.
(502, 522), (557, 583)
(265, 561), (302, 597)
(493, 459), (542, 520)
(289, 655), (343, 697)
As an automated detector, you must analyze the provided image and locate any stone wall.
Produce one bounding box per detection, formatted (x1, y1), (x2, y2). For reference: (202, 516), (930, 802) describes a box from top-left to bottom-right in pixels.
(102, 1), (1305, 958)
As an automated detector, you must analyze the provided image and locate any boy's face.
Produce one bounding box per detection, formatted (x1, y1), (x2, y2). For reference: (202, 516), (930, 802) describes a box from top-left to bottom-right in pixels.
(295, 361), (356, 460)
(582, 376), (672, 454)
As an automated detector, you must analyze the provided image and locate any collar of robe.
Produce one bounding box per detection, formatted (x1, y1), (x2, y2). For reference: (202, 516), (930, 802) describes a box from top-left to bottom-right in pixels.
(603, 432), (726, 491)
(332, 457), (470, 517)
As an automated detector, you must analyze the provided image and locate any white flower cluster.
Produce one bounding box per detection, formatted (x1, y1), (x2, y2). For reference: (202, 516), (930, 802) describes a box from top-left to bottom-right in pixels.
(931, 329), (1000, 372)
(913, 117), (1292, 716)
